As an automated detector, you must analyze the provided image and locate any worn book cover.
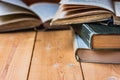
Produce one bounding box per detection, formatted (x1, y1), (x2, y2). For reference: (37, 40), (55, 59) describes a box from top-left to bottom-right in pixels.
(73, 23), (120, 49)
(74, 34), (120, 64)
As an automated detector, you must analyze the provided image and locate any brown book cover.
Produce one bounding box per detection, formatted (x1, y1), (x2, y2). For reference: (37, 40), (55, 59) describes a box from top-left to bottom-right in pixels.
(73, 23), (120, 49)
(74, 34), (120, 64)
(76, 49), (120, 64)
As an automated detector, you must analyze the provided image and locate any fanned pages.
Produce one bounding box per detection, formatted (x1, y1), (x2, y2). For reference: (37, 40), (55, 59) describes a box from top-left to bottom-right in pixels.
(51, 0), (120, 27)
(0, 0), (59, 32)
(1, 0), (30, 9)
(60, 0), (114, 12)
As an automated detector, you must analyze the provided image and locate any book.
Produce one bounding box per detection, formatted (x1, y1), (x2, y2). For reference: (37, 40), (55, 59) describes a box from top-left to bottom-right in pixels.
(50, 0), (120, 26)
(73, 23), (120, 49)
(0, 0), (59, 32)
(74, 34), (120, 64)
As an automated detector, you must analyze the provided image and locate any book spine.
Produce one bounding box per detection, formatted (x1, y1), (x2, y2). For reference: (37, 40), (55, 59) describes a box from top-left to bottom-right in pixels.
(80, 24), (95, 48)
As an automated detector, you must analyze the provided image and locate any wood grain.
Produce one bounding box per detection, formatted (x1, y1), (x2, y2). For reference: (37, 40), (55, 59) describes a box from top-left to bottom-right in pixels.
(0, 31), (36, 80)
(81, 62), (120, 80)
(28, 30), (83, 80)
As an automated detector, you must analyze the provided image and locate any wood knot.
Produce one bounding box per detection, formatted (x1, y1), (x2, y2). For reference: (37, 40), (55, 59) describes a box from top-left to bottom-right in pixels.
(53, 63), (59, 68)
(67, 63), (74, 67)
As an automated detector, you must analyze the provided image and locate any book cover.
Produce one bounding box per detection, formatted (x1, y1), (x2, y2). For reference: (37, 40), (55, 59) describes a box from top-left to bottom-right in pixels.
(73, 23), (120, 49)
(74, 34), (120, 64)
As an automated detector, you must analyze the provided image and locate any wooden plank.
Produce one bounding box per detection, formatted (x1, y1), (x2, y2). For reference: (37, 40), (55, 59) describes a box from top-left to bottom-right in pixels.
(81, 62), (120, 80)
(0, 31), (36, 80)
(28, 30), (83, 80)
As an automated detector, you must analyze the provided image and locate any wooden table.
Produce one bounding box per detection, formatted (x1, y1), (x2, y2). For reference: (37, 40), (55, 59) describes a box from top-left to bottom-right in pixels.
(0, 30), (120, 80)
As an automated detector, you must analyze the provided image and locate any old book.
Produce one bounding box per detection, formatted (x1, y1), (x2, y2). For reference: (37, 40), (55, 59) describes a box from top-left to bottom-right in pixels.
(73, 23), (120, 49)
(74, 34), (120, 64)
(51, 0), (120, 26)
(0, 0), (59, 32)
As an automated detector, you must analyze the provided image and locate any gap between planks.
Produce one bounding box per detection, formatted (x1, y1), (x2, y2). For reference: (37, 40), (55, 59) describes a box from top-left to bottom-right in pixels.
(0, 31), (36, 80)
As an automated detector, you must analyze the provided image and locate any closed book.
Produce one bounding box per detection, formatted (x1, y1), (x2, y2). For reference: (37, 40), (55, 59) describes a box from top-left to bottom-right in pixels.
(73, 23), (120, 49)
(74, 34), (120, 64)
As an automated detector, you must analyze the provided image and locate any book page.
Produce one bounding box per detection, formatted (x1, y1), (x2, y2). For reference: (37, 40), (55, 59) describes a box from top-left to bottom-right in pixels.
(1, 0), (30, 9)
(114, 1), (120, 17)
(0, 2), (34, 16)
(60, 0), (114, 12)
(30, 3), (59, 22)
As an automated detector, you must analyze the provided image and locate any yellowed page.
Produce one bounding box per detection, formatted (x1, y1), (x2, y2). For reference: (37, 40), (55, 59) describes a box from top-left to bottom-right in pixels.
(0, 2), (33, 16)
(60, 0), (114, 12)
(1, 0), (30, 9)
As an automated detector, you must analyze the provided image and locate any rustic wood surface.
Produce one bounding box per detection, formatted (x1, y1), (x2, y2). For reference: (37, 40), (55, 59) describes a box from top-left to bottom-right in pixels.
(0, 30), (120, 80)
(28, 30), (83, 80)
(81, 62), (120, 80)
(0, 31), (36, 80)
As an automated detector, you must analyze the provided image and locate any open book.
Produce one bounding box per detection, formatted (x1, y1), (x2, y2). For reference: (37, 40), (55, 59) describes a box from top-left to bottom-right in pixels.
(51, 0), (120, 26)
(0, 0), (59, 32)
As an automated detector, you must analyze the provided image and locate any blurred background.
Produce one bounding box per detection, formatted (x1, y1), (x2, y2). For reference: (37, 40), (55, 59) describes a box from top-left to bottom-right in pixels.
(23, 0), (60, 5)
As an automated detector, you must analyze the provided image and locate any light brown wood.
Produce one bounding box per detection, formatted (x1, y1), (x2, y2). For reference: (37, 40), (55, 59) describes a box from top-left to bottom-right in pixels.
(81, 62), (120, 80)
(28, 30), (83, 80)
(0, 31), (36, 80)
(93, 35), (120, 49)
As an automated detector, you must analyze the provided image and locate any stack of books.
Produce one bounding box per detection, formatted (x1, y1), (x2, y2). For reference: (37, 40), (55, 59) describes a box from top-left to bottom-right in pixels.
(50, 0), (120, 64)
(73, 23), (120, 63)
(1, 0), (120, 64)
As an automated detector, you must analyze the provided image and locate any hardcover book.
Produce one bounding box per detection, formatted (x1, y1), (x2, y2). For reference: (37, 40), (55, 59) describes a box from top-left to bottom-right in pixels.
(73, 23), (120, 49)
(74, 34), (120, 64)
(0, 0), (59, 32)
(51, 0), (120, 26)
